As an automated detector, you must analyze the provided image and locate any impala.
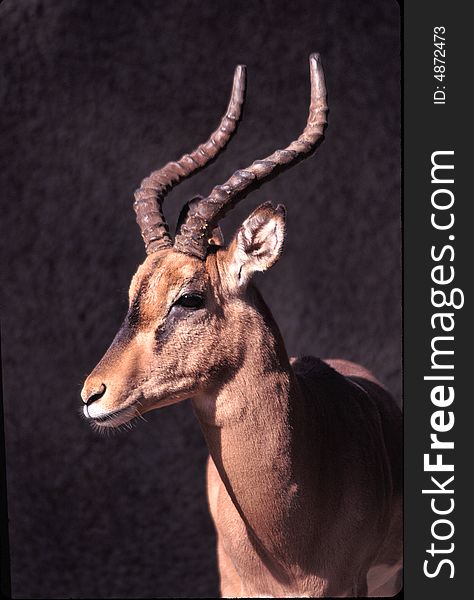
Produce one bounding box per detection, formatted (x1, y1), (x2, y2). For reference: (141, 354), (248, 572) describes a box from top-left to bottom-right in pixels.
(81, 54), (402, 597)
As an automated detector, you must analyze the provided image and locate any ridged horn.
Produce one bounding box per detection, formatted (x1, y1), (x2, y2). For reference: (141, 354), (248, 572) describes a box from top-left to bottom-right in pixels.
(174, 53), (328, 259)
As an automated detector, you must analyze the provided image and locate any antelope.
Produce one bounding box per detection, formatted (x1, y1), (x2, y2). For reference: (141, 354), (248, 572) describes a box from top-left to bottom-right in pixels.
(81, 54), (402, 597)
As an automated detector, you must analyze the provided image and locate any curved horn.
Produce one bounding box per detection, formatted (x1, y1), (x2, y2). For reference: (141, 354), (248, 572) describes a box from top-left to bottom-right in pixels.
(133, 65), (247, 254)
(174, 53), (328, 259)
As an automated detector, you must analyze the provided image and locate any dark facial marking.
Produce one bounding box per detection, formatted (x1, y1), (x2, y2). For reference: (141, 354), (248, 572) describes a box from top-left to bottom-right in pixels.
(127, 294), (141, 328)
(127, 273), (152, 330)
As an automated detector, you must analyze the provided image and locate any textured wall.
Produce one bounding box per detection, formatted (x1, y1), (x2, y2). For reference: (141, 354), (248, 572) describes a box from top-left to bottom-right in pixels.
(0, 0), (400, 597)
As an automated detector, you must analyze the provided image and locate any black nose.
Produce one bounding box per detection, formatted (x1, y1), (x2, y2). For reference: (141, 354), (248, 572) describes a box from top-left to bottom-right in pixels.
(86, 383), (107, 405)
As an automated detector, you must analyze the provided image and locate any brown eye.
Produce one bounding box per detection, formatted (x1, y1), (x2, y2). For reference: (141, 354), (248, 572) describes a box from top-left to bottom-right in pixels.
(174, 293), (204, 309)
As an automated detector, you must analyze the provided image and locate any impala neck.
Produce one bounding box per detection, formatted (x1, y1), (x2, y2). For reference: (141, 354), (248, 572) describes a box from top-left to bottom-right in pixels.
(192, 287), (313, 562)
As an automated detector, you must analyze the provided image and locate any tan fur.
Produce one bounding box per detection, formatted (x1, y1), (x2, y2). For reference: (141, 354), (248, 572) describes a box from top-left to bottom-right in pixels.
(82, 205), (402, 597)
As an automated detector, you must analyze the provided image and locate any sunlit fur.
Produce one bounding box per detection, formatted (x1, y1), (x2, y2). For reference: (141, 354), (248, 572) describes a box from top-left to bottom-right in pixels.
(81, 203), (402, 597)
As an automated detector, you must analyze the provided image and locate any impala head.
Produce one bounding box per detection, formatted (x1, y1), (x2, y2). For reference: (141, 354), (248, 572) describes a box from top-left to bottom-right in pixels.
(81, 54), (328, 429)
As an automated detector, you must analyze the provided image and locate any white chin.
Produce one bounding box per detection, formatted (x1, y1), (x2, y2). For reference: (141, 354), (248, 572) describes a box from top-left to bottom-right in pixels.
(84, 402), (138, 428)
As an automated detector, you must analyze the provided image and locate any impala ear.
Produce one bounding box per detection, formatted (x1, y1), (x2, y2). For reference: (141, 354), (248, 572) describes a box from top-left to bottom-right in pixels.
(227, 201), (286, 287)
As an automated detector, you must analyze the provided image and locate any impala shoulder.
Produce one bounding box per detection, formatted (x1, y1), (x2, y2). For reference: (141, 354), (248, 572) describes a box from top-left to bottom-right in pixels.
(322, 358), (382, 387)
(290, 356), (382, 387)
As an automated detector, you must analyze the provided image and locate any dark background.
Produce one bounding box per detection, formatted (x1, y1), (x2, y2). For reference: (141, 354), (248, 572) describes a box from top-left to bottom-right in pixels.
(0, 0), (400, 597)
